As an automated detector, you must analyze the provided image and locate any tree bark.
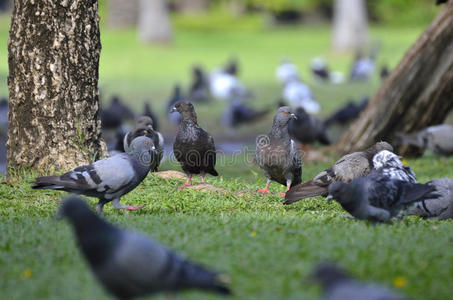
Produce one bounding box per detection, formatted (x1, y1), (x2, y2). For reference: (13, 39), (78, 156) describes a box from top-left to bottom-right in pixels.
(335, 2), (453, 156)
(106, 0), (138, 29)
(8, 0), (107, 174)
(138, 0), (173, 44)
(332, 0), (368, 52)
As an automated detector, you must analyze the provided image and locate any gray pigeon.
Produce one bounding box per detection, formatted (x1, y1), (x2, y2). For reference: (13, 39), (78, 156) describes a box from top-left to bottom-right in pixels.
(406, 178), (453, 220)
(59, 197), (231, 299)
(327, 172), (438, 222)
(33, 136), (154, 214)
(284, 142), (393, 204)
(171, 102), (218, 187)
(311, 263), (409, 300)
(124, 116), (164, 171)
(396, 125), (453, 157)
(256, 106), (302, 197)
(288, 107), (330, 146)
(372, 150), (417, 183)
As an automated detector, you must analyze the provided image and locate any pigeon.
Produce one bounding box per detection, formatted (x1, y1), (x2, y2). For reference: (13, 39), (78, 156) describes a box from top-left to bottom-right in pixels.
(123, 116), (164, 171)
(437, 0), (448, 5)
(33, 136), (154, 214)
(223, 57), (238, 76)
(310, 57), (330, 81)
(311, 263), (409, 300)
(276, 58), (300, 84)
(282, 78), (321, 114)
(256, 106), (302, 197)
(288, 107), (330, 146)
(166, 84), (185, 126)
(284, 141), (393, 204)
(188, 66), (210, 103)
(372, 150), (417, 183)
(59, 197), (231, 299)
(209, 69), (249, 101)
(100, 95), (135, 130)
(171, 102), (218, 187)
(395, 125), (453, 157)
(143, 102), (160, 131)
(349, 51), (375, 81)
(406, 178), (453, 220)
(324, 97), (369, 128)
(327, 172), (438, 222)
(380, 64), (390, 80)
(222, 97), (270, 128)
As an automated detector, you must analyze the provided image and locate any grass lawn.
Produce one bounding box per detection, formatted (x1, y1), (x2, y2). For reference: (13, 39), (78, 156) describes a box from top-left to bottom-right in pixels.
(1, 11), (453, 300)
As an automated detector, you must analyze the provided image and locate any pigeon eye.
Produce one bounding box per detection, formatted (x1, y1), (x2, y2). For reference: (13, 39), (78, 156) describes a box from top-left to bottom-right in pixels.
(282, 111), (288, 114)
(145, 141), (150, 145)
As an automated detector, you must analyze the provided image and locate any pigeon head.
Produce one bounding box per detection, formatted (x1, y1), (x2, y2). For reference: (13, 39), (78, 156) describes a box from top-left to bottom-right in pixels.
(171, 102), (197, 123)
(127, 136), (155, 167)
(373, 150), (403, 169)
(327, 181), (352, 205)
(136, 116), (154, 129)
(273, 106), (296, 126)
(58, 196), (92, 222)
(310, 263), (350, 289)
(364, 141), (393, 159)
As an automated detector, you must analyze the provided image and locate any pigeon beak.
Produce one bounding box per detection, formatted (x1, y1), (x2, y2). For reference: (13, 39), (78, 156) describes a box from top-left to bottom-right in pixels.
(290, 113), (297, 119)
(326, 195), (333, 202)
(170, 107), (177, 113)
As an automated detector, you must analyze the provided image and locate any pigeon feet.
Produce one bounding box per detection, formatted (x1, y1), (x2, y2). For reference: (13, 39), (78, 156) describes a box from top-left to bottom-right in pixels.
(178, 183), (192, 190)
(279, 192), (286, 198)
(126, 204), (146, 211)
(257, 188), (271, 194)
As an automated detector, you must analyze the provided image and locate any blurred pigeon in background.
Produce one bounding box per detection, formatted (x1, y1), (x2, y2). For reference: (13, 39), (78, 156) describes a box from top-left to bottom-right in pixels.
(222, 97), (270, 128)
(33, 136), (155, 214)
(143, 102), (160, 131)
(310, 57), (330, 81)
(284, 142), (393, 204)
(167, 84), (185, 126)
(288, 107), (330, 146)
(282, 78), (321, 114)
(349, 51), (376, 81)
(311, 263), (409, 300)
(372, 150), (417, 183)
(171, 102), (218, 187)
(100, 95), (135, 130)
(407, 178), (453, 220)
(324, 97), (369, 129)
(276, 58), (299, 84)
(395, 125), (453, 157)
(256, 106), (302, 197)
(327, 172), (438, 222)
(59, 197), (231, 299)
(188, 66), (210, 103)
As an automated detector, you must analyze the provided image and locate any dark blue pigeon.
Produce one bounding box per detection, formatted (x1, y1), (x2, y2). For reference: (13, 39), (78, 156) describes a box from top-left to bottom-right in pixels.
(59, 197), (231, 299)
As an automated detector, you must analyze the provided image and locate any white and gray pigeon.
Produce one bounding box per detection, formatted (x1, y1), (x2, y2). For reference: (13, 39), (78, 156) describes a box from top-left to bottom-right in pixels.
(59, 197), (231, 299)
(311, 263), (409, 300)
(406, 178), (453, 220)
(396, 124), (453, 157)
(372, 150), (417, 183)
(256, 106), (302, 197)
(327, 172), (438, 222)
(124, 116), (164, 171)
(33, 136), (155, 214)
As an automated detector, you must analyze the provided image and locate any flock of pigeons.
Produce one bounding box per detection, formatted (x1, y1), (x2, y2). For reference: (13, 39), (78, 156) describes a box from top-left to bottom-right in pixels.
(29, 95), (453, 298)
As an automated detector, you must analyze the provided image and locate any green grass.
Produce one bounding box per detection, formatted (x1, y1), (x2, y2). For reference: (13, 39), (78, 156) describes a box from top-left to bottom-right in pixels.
(1, 10), (452, 300)
(1, 153), (453, 300)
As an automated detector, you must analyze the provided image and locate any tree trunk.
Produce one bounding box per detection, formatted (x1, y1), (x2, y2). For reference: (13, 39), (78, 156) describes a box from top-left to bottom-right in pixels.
(335, 2), (453, 156)
(7, 0), (107, 174)
(332, 0), (368, 52)
(106, 0), (138, 29)
(138, 0), (173, 44)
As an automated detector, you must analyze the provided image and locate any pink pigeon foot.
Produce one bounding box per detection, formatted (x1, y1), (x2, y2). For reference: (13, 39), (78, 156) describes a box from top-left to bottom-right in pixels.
(257, 188), (271, 194)
(126, 204), (146, 211)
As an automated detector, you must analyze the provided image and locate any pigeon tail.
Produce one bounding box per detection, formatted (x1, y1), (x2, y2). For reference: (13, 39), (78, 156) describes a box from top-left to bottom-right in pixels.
(208, 168), (219, 177)
(318, 132), (331, 145)
(401, 183), (439, 205)
(32, 176), (69, 190)
(284, 180), (328, 204)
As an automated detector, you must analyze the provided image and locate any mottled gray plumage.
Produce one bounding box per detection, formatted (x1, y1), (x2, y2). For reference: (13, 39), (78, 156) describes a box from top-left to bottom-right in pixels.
(59, 197), (231, 299)
(396, 125), (453, 157)
(311, 263), (409, 300)
(373, 150), (417, 183)
(124, 116), (164, 171)
(172, 102), (218, 187)
(406, 178), (453, 220)
(256, 106), (302, 196)
(284, 142), (393, 204)
(328, 172), (438, 222)
(33, 136), (154, 214)
(288, 107), (330, 145)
